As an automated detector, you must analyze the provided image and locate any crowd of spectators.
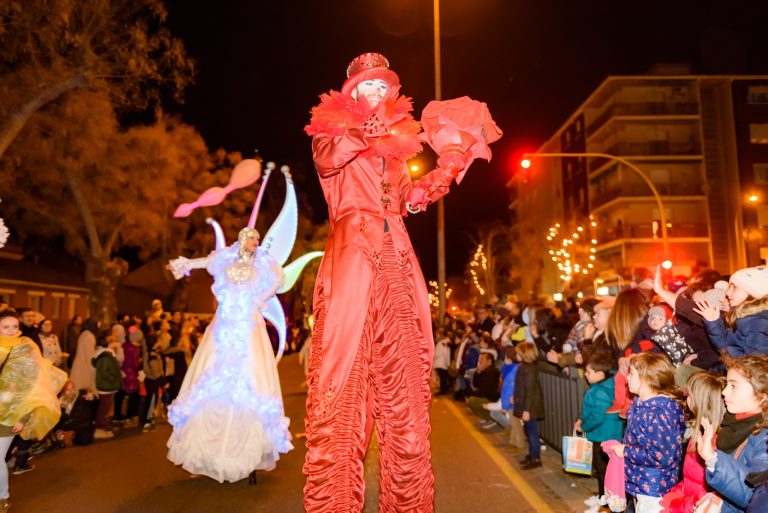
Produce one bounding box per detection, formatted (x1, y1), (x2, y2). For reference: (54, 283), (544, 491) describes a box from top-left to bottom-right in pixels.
(1, 299), (210, 465)
(435, 264), (768, 513)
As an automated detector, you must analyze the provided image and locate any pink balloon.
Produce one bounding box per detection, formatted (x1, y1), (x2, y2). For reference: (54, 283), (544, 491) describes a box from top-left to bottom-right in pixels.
(229, 159), (262, 189)
(171, 159), (263, 218)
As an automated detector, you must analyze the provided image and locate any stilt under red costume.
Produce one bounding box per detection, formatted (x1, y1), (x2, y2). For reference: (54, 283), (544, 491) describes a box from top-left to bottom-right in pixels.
(303, 53), (501, 512)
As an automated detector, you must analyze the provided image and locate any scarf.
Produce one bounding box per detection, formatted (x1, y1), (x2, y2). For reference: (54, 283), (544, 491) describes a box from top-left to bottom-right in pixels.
(305, 90), (422, 161)
(717, 411), (763, 453)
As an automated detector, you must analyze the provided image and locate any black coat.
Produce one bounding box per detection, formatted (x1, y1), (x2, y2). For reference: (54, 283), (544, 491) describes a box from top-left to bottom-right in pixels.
(57, 392), (97, 433)
(674, 295), (722, 369)
(470, 365), (500, 401)
(513, 363), (545, 420)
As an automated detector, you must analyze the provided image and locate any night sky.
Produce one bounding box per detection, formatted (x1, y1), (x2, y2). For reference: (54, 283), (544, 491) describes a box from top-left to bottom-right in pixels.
(162, 0), (768, 280)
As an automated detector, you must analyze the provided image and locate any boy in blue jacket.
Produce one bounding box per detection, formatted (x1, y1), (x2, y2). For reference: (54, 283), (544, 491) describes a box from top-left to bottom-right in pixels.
(575, 353), (624, 502)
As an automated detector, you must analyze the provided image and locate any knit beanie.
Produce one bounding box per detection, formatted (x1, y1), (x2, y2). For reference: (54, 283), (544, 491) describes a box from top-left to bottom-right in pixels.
(648, 305), (670, 320)
(129, 327), (144, 343)
(701, 282), (728, 306)
(729, 266), (768, 299)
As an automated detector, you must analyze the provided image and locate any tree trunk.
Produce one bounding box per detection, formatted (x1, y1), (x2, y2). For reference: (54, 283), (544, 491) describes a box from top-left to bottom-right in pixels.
(85, 255), (128, 326)
(0, 74), (88, 160)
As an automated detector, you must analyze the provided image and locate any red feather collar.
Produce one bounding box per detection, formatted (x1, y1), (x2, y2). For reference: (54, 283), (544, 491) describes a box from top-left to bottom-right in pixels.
(305, 90), (423, 161)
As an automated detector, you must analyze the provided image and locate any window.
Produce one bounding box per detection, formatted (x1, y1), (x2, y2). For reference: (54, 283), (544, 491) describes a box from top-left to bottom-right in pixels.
(28, 292), (44, 312)
(748, 86), (768, 105)
(67, 295), (80, 319)
(52, 294), (65, 319)
(0, 289), (14, 307)
(750, 124), (768, 144)
(754, 164), (768, 185)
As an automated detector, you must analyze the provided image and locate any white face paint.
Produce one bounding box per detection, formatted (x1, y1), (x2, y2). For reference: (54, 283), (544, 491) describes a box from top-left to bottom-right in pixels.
(244, 236), (260, 253)
(353, 79), (389, 107)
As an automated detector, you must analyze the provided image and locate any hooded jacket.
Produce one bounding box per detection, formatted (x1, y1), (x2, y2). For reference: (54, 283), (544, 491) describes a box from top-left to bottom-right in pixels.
(707, 428), (768, 513)
(703, 298), (768, 357)
(623, 395), (686, 497)
(579, 376), (623, 443)
(92, 347), (122, 393)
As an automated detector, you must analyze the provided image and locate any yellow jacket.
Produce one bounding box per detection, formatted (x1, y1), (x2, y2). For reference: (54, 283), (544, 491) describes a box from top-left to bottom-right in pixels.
(0, 334), (66, 440)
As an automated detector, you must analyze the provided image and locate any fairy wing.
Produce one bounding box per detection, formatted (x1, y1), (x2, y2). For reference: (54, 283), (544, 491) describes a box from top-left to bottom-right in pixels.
(262, 295), (287, 362)
(277, 251), (324, 294)
(261, 167), (297, 268)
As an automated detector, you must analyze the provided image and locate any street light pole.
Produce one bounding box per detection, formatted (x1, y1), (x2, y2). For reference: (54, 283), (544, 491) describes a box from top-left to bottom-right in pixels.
(434, 0), (447, 323)
(522, 152), (669, 253)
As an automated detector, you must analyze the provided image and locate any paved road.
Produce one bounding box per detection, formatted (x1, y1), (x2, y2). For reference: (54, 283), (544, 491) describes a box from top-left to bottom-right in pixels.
(9, 355), (579, 513)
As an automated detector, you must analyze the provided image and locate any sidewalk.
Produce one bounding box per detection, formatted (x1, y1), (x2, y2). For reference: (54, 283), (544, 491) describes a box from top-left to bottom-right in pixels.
(440, 396), (599, 513)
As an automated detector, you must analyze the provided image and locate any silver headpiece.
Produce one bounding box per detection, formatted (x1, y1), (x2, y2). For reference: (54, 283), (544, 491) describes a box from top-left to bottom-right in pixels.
(237, 227), (260, 262)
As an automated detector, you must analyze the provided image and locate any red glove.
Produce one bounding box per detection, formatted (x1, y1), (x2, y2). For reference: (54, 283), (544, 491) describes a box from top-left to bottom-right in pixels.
(360, 113), (389, 137)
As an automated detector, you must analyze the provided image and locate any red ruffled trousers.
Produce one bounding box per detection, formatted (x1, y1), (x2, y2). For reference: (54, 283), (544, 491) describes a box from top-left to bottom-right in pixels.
(303, 234), (435, 512)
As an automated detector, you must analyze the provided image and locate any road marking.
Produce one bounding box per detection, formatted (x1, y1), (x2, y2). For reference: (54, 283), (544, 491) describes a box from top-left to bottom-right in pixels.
(442, 399), (556, 513)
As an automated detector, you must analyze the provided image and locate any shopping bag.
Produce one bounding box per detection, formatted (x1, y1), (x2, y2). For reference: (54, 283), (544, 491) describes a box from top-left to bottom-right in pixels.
(562, 430), (593, 475)
(509, 415), (527, 449)
(693, 493), (722, 513)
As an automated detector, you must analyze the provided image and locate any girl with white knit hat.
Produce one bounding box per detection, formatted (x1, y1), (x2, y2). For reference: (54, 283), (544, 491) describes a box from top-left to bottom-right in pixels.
(693, 265), (768, 357)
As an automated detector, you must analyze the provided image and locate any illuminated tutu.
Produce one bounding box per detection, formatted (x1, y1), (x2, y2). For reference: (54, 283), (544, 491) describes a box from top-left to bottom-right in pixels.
(167, 244), (293, 482)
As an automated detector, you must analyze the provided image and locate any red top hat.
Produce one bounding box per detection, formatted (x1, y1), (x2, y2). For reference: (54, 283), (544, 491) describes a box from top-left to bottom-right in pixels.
(341, 52), (400, 96)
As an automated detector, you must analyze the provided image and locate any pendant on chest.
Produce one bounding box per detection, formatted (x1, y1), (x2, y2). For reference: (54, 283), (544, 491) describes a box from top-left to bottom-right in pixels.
(226, 261), (253, 284)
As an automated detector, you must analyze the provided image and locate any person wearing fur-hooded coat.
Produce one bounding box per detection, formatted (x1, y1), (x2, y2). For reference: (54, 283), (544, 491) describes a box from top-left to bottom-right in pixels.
(697, 267), (768, 357)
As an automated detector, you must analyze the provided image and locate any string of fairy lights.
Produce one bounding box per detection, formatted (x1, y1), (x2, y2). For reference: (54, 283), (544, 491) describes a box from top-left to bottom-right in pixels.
(469, 244), (487, 296)
(428, 280), (453, 308)
(546, 219), (599, 284)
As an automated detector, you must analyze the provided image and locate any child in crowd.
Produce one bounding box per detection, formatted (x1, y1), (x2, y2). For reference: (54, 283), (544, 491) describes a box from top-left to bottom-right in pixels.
(514, 342), (545, 470)
(697, 355), (768, 513)
(611, 353), (686, 513)
(661, 371), (727, 513)
(453, 325), (480, 400)
(576, 352), (623, 505)
(113, 327), (142, 426)
(137, 328), (165, 432)
(55, 380), (97, 446)
(433, 329), (452, 395)
(694, 266), (768, 357)
(483, 347), (525, 447)
(92, 331), (123, 440)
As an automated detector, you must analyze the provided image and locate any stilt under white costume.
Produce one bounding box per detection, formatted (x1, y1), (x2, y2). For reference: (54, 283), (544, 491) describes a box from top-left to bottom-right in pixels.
(166, 161), (321, 483)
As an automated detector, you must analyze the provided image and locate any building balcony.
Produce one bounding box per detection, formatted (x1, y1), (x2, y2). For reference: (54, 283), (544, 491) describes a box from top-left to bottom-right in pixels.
(588, 141), (702, 172)
(597, 222), (709, 243)
(590, 183), (705, 210)
(587, 102), (699, 136)
(508, 185), (519, 205)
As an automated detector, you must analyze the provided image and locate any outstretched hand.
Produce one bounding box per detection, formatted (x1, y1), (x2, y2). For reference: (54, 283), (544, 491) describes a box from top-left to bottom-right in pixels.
(653, 264), (664, 295)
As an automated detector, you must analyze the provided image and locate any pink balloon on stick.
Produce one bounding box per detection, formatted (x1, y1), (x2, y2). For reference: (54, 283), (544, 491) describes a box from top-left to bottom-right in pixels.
(173, 159), (263, 218)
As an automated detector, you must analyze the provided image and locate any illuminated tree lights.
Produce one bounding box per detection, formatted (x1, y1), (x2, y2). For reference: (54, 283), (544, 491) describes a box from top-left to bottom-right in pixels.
(469, 244), (488, 296)
(428, 280), (452, 308)
(546, 221), (599, 284)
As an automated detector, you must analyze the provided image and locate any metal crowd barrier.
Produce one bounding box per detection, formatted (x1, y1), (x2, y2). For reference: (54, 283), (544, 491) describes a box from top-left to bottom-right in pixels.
(537, 360), (588, 452)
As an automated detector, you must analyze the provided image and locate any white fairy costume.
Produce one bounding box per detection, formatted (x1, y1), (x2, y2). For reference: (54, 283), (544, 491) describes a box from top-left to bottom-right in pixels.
(166, 241), (293, 483)
(164, 162), (321, 483)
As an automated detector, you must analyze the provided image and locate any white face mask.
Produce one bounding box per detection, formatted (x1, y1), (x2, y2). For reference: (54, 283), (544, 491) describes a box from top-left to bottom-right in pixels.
(352, 79), (389, 107)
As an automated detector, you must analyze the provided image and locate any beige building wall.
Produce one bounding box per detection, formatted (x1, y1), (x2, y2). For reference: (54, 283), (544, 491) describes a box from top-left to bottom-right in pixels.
(508, 74), (768, 298)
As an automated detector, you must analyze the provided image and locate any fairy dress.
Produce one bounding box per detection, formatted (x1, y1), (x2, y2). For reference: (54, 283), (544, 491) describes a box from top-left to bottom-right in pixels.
(166, 243), (293, 483)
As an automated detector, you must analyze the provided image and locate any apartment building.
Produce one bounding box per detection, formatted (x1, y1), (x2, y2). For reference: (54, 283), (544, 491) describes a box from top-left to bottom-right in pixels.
(508, 71), (768, 298)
